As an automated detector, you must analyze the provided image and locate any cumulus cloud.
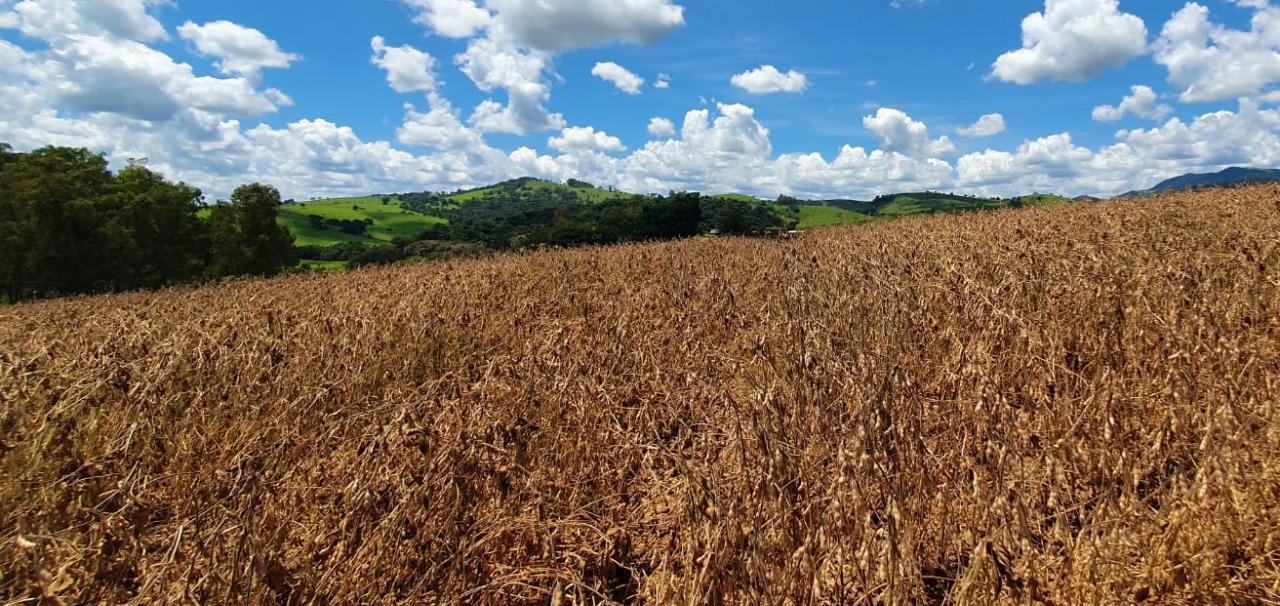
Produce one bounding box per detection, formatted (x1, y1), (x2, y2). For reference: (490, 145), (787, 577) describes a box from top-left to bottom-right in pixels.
(455, 35), (563, 134)
(863, 108), (956, 157)
(483, 0), (684, 52)
(370, 36), (438, 94)
(1092, 85), (1173, 122)
(647, 117), (676, 138)
(49, 35), (289, 120)
(549, 126), (626, 152)
(399, 0), (491, 38)
(730, 65), (808, 94)
(654, 73), (671, 89)
(1153, 2), (1280, 103)
(591, 61), (644, 94)
(177, 20), (300, 79)
(397, 93), (487, 152)
(10, 0), (169, 41)
(991, 0), (1148, 84)
(393, 0), (685, 139)
(619, 103), (774, 192)
(958, 113), (1007, 137)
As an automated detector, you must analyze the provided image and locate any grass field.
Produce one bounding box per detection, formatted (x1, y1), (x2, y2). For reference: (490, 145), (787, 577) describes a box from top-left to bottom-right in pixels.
(4, 185), (1279, 604)
(796, 204), (875, 228)
(276, 196), (444, 246)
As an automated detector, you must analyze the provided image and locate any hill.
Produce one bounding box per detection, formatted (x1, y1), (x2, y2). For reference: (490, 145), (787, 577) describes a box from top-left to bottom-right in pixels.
(5, 186), (1278, 604)
(798, 191), (1066, 225)
(1123, 166), (1280, 197)
(445, 177), (629, 204)
(276, 195), (444, 246)
(281, 180), (1075, 261)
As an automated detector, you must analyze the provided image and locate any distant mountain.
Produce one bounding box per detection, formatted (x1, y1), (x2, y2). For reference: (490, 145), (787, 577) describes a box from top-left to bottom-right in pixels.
(1124, 167), (1280, 197)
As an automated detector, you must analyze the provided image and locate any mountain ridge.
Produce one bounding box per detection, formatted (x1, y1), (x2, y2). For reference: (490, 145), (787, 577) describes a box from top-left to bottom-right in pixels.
(1123, 166), (1280, 197)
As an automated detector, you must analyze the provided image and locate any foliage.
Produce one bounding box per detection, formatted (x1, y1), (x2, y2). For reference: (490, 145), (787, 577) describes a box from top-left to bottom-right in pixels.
(206, 183), (297, 278)
(0, 145), (304, 301)
(0, 146), (214, 300)
(3, 186), (1279, 604)
(418, 190), (791, 250)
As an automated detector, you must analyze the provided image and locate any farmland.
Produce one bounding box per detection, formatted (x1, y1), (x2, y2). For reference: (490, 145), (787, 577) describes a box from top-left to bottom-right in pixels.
(275, 196), (444, 247)
(2, 185), (1279, 604)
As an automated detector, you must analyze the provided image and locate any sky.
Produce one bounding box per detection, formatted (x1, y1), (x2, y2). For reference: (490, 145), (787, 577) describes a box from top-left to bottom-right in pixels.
(1, 0), (1279, 201)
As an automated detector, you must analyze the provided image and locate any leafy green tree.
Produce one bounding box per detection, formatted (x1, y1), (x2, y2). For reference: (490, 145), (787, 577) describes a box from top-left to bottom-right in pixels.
(0, 146), (115, 298)
(112, 163), (208, 288)
(206, 183), (296, 278)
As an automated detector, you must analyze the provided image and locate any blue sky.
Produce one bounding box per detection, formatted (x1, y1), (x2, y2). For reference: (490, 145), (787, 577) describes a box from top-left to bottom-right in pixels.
(1, 0), (1277, 200)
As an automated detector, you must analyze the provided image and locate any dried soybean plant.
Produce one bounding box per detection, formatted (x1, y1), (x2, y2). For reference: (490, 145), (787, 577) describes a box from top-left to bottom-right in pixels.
(2, 185), (1279, 604)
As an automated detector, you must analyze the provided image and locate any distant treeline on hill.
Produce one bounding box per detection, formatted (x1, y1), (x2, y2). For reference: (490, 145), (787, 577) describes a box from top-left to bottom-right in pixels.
(420, 190), (792, 249)
(315, 186), (797, 268)
(0, 144), (296, 302)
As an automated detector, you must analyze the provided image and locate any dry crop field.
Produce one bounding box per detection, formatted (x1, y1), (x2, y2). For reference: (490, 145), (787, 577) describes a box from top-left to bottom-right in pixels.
(3, 185), (1280, 605)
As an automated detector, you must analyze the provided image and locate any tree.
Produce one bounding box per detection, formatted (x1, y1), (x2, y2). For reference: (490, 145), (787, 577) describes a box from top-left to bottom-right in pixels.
(112, 163), (208, 288)
(206, 183), (296, 278)
(0, 146), (115, 298)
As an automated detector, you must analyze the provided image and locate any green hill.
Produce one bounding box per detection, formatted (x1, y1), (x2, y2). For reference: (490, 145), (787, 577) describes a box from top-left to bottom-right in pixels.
(277, 179), (1073, 252)
(446, 177), (629, 204)
(795, 205), (874, 229)
(804, 191), (1070, 222)
(709, 193), (765, 203)
(276, 196), (444, 247)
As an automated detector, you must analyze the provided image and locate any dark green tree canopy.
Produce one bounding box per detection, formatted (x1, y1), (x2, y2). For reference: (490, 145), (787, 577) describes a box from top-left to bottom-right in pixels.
(0, 145), (296, 302)
(206, 183), (297, 278)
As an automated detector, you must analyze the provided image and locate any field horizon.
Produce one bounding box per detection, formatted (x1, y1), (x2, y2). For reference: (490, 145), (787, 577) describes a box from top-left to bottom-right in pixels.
(3, 184), (1279, 604)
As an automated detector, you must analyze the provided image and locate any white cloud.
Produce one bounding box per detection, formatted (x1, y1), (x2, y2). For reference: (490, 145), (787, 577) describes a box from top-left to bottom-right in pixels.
(647, 117), (676, 138)
(483, 0), (685, 52)
(11, 0), (169, 41)
(1092, 85), (1173, 121)
(399, 0), (491, 38)
(370, 36), (438, 94)
(392, 0), (683, 138)
(591, 61), (644, 94)
(863, 107), (956, 157)
(398, 93), (486, 151)
(48, 34), (289, 120)
(176, 20), (300, 79)
(730, 65), (808, 94)
(953, 100), (1280, 196)
(1153, 2), (1280, 103)
(549, 126), (626, 152)
(654, 73), (671, 89)
(455, 35), (563, 134)
(1113, 99), (1280, 167)
(619, 103), (774, 193)
(0, 3), (18, 29)
(958, 113), (1007, 137)
(991, 0), (1148, 84)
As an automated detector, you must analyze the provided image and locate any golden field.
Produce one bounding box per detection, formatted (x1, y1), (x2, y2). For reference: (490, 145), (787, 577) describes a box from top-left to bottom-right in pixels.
(2, 185), (1279, 604)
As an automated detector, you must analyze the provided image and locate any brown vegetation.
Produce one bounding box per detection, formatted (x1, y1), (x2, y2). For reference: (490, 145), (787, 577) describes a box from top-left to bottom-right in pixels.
(3, 185), (1280, 604)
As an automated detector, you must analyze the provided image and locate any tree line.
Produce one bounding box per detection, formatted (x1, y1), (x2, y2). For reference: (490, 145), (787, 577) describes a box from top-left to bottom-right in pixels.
(0, 145), (296, 302)
(417, 190), (794, 251)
